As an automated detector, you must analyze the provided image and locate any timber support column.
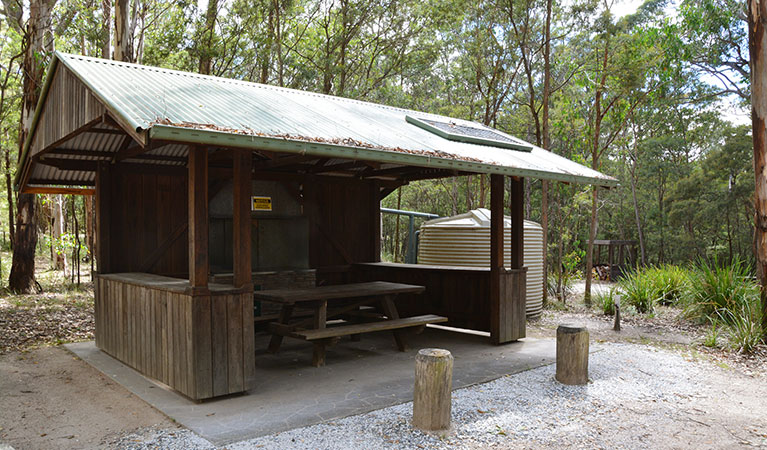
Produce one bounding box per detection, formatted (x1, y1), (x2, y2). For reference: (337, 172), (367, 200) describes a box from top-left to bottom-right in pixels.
(233, 150), (253, 290)
(490, 174), (505, 344)
(188, 145), (209, 292)
(509, 176), (526, 339)
(95, 162), (111, 274)
(94, 162), (111, 349)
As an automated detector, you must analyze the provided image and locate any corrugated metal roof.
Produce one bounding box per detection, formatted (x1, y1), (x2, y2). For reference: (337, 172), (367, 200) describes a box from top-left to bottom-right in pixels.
(22, 52), (618, 187)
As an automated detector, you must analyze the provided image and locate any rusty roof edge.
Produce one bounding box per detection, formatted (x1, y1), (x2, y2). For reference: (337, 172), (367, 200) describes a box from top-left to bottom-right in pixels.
(149, 124), (619, 187)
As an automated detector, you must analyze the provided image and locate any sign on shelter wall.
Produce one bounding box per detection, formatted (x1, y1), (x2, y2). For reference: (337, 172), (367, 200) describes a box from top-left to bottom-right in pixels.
(252, 196), (272, 211)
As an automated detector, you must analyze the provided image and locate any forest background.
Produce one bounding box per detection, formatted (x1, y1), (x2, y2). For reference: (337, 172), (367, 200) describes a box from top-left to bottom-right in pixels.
(0, 0), (754, 301)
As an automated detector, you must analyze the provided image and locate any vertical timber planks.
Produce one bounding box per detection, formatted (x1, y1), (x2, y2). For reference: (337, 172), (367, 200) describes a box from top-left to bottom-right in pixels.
(489, 174), (504, 345)
(227, 295), (244, 394)
(93, 275), (252, 400)
(211, 296), (229, 397)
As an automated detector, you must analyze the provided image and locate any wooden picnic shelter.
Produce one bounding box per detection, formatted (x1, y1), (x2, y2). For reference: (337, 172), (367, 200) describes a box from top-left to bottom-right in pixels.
(15, 53), (617, 400)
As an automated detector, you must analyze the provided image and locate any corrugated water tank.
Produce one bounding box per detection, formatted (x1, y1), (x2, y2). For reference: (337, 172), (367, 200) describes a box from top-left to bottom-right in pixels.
(417, 208), (545, 317)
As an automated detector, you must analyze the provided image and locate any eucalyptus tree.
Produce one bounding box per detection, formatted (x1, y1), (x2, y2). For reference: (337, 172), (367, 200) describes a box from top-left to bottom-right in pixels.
(8, 0), (58, 293)
(748, 0), (767, 338)
(576, 1), (666, 305)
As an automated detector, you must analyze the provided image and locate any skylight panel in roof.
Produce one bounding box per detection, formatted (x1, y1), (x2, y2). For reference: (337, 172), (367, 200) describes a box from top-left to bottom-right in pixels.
(405, 115), (532, 152)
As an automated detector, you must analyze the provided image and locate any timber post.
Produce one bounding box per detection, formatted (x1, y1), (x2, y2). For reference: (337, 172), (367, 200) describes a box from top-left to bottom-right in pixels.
(233, 149), (253, 290)
(489, 174), (504, 344)
(187, 145), (209, 293)
(555, 324), (589, 385)
(413, 348), (453, 431)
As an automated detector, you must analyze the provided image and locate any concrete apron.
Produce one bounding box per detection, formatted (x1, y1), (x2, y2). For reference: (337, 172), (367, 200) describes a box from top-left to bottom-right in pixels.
(67, 327), (556, 446)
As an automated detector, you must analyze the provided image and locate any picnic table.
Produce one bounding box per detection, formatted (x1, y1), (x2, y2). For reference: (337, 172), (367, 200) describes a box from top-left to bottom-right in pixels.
(254, 281), (447, 366)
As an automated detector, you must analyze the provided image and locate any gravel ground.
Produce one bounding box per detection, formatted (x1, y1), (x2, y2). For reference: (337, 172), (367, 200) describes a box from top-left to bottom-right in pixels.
(112, 342), (767, 449)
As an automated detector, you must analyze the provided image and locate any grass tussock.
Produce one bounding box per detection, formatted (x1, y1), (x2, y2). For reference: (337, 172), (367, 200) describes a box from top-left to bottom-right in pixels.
(613, 260), (763, 353)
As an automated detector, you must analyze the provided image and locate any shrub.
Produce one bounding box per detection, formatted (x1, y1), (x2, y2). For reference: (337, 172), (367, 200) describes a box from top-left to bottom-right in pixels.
(683, 259), (758, 324)
(717, 300), (763, 353)
(618, 269), (658, 314)
(594, 289), (616, 316)
(617, 265), (690, 314)
(683, 259), (763, 354)
(650, 265), (690, 305)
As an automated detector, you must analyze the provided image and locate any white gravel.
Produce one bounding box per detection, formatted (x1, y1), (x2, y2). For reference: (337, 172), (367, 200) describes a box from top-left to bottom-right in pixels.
(114, 342), (762, 449)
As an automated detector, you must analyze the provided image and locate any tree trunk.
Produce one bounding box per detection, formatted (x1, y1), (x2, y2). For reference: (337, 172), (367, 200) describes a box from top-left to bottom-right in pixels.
(540, 0), (552, 303)
(85, 194), (93, 262)
(198, 0), (218, 75)
(748, 0), (767, 339)
(584, 186), (598, 306)
(52, 194), (65, 271)
(584, 34), (610, 307)
(5, 143), (14, 248)
(630, 162), (647, 265)
(101, 0), (110, 58)
(114, 0), (131, 62)
(10, 0), (55, 293)
(9, 194), (37, 292)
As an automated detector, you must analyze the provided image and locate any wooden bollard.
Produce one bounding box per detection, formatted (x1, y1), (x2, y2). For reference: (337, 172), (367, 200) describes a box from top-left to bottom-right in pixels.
(555, 325), (589, 385)
(413, 348), (453, 431)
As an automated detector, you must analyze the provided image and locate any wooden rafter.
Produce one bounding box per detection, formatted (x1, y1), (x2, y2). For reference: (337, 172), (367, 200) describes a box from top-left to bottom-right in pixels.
(28, 178), (95, 186)
(37, 116), (103, 157)
(253, 154), (318, 170)
(21, 186), (95, 195)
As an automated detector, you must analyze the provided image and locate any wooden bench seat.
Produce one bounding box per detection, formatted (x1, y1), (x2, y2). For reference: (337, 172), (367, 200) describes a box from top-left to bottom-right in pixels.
(292, 314), (447, 341)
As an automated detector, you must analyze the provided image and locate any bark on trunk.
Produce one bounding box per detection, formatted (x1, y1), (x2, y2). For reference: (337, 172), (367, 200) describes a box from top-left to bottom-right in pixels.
(9, 0), (55, 293)
(52, 194), (65, 271)
(540, 0), (552, 303)
(630, 164), (647, 265)
(198, 0), (218, 75)
(101, 0), (110, 58)
(5, 144), (14, 248)
(114, 0), (131, 62)
(748, 0), (767, 339)
(9, 194), (37, 292)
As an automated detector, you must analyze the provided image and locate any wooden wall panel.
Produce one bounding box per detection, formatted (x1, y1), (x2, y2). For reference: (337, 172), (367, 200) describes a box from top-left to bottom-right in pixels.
(105, 166), (188, 277)
(306, 177), (379, 268)
(30, 65), (106, 158)
(349, 264), (526, 342)
(94, 275), (255, 400)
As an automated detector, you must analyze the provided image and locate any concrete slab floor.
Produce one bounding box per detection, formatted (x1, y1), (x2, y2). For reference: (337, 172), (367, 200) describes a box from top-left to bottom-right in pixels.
(67, 326), (556, 446)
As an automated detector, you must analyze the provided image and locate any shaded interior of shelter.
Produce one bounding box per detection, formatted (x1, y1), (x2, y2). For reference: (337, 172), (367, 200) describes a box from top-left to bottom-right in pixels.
(18, 58), (604, 401)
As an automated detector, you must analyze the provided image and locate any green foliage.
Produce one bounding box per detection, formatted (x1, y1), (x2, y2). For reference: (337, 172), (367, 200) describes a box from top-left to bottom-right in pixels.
(682, 259), (759, 324)
(617, 264), (690, 313)
(703, 319), (720, 348)
(594, 289), (617, 316)
(716, 300), (763, 354)
(618, 269), (658, 314)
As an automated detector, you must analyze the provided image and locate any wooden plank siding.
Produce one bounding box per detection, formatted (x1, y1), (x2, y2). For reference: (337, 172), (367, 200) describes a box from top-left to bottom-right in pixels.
(105, 165), (188, 277)
(29, 65), (107, 159)
(305, 176), (380, 268)
(348, 263), (526, 342)
(94, 274), (255, 400)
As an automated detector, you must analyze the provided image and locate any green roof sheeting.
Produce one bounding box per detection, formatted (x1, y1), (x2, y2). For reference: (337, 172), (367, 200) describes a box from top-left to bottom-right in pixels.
(20, 52), (618, 188)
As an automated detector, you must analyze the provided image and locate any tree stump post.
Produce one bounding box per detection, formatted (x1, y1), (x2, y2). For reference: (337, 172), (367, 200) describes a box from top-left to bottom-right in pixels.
(413, 348), (453, 431)
(613, 294), (621, 332)
(555, 325), (589, 385)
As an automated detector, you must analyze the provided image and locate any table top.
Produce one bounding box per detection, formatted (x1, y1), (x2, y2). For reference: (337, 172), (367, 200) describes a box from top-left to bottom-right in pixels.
(253, 281), (425, 304)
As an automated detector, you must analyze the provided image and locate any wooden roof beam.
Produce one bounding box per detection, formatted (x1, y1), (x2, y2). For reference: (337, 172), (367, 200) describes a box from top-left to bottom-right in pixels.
(21, 186), (95, 195)
(252, 154), (319, 169)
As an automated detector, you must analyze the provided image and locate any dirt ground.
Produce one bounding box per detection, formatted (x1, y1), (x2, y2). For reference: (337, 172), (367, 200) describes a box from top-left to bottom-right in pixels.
(0, 346), (175, 449)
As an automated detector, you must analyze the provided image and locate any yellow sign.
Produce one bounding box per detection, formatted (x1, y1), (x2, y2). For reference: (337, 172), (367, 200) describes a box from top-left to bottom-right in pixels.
(251, 196), (272, 211)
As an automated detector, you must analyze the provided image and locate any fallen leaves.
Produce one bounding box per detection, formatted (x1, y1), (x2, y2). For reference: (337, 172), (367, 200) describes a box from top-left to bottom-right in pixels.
(0, 292), (94, 354)
(149, 118), (485, 164)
